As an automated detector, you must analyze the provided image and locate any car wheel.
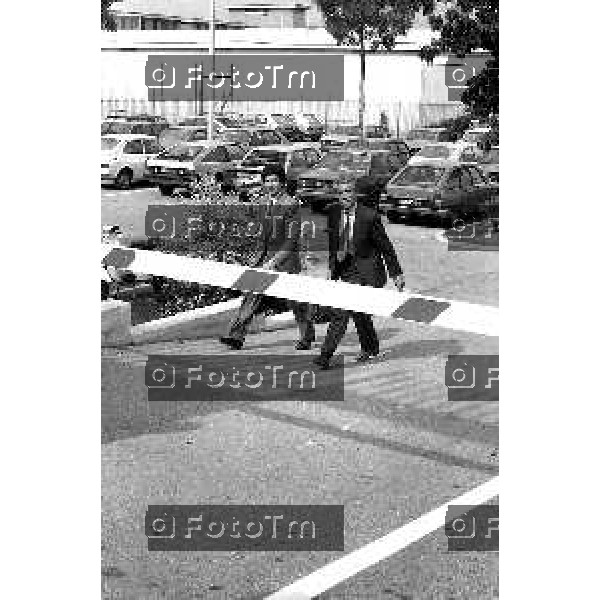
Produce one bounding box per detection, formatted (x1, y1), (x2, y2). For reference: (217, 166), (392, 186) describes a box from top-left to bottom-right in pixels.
(159, 185), (174, 196)
(115, 169), (133, 189)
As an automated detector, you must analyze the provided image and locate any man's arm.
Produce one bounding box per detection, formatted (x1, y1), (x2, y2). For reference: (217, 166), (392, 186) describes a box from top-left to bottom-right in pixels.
(262, 199), (300, 270)
(372, 213), (403, 279)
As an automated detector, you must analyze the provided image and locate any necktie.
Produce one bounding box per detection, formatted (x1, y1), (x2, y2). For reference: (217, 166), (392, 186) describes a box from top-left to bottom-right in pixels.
(337, 210), (353, 262)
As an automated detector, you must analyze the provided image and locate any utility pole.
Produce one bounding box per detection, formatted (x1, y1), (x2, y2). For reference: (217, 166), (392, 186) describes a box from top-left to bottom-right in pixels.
(207, 0), (215, 141)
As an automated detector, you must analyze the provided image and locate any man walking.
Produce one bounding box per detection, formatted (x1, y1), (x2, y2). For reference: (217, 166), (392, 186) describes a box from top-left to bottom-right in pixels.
(313, 180), (405, 369)
(219, 166), (315, 350)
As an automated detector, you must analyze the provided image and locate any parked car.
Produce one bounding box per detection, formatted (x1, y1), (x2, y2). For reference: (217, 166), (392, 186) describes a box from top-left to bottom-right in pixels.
(461, 126), (492, 145)
(158, 126), (207, 150)
(405, 127), (453, 155)
(105, 109), (130, 120)
(297, 147), (409, 211)
(409, 141), (479, 164)
(365, 125), (391, 139)
(475, 146), (499, 184)
(366, 138), (412, 162)
(320, 133), (362, 153)
(101, 119), (170, 138)
(382, 161), (498, 225)
(222, 143), (322, 196)
(294, 113), (326, 141)
(101, 134), (161, 188)
(271, 114), (310, 142)
(146, 140), (248, 196)
(245, 126), (289, 147)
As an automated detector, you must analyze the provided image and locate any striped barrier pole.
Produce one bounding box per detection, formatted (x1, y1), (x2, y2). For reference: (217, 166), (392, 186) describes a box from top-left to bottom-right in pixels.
(102, 245), (498, 337)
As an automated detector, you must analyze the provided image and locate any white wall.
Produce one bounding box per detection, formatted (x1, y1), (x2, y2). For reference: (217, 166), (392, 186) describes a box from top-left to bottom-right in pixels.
(101, 29), (462, 129)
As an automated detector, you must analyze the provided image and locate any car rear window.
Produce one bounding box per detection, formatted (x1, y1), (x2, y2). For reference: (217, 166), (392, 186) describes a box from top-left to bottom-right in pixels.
(179, 117), (208, 127)
(407, 130), (441, 141)
(392, 165), (445, 185)
(101, 138), (120, 151)
(463, 130), (489, 143)
(102, 121), (134, 135)
(243, 149), (285, 166)
(317, 151), (370, 169)
(157, 145), (204, 161)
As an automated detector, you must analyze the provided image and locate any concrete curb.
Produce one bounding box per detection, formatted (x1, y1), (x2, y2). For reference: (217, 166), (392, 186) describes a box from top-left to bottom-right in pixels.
(101, 297), (298, 348)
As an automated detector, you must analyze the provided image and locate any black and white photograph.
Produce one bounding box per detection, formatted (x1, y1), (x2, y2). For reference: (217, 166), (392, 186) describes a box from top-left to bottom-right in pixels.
(99, 1), (501, 598)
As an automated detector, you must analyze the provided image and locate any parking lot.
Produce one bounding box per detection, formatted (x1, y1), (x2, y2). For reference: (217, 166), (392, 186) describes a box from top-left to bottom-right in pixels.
(101, 170), (498, 598)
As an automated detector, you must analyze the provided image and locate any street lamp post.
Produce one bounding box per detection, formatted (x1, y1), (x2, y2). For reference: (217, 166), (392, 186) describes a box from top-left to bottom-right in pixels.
(207, 0), (215, 141)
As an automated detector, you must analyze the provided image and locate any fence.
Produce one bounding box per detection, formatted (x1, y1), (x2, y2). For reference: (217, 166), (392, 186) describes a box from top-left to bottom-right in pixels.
(100, 98), (465, 134)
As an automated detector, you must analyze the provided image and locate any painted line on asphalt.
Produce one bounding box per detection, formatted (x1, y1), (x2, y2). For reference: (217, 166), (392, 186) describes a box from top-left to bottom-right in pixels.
(263, 476), (499, 600)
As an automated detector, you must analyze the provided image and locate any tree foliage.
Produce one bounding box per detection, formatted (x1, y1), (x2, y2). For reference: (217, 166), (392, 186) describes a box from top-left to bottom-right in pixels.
(102, 0), (117, 31)
(421, 1), (499, 116)
(316, 1), (435, 131)
(318, 1), (435, 50)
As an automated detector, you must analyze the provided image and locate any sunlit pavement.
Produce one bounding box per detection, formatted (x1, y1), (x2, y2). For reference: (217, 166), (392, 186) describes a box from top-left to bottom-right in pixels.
(101, 185), (499, 599)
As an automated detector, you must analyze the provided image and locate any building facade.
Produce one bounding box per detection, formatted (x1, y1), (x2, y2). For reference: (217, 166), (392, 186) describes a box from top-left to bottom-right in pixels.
(111, 0), (324, 31)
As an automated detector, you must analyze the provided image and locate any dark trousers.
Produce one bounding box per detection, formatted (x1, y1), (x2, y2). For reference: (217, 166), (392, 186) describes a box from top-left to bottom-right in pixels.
(320, 257), (379, 358)
(227, 293), (315, 345)
(320, 310), (379, 358)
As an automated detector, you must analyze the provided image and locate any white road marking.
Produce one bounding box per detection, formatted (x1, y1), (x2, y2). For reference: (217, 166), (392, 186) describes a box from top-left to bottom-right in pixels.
(264, 476), (499, 600)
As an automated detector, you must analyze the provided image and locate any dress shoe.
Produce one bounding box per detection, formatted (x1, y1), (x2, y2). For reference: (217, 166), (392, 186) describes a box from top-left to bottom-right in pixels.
(295, 339), (313, 350)
(219, 336), (243, 350)
(355, 351), (379, 363)
(312, 355), (331, 370)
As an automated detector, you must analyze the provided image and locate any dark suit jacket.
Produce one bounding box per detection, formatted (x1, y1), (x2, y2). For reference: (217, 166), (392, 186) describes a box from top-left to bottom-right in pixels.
(248, 191), (303, 275)
(328, 203), (402, 288)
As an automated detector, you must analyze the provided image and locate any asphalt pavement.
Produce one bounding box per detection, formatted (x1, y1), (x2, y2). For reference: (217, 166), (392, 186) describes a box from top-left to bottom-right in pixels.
(101, 184), (499, 599)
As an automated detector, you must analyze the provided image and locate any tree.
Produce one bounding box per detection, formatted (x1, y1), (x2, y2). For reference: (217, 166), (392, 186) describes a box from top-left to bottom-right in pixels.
(101, 0), (117, 31)
(421, 1), (499, 117)
(317, 1), (435, 137)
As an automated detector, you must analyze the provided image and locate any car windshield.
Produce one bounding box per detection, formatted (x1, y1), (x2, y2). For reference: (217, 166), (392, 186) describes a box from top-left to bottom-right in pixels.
(394, 165), (444, 185)
(157, 145), (204, 161)
(216, 116), (241, 128)
(418, 145), (452, 159)
(272, 114), (293, 125)
(330, 125), (361, 136)
(481, 148), (499, 164)
(463, 130), (488, 143)
(102, 121), (134, 135)
(368, 139), (395, 150)
(317, 151), (370, 169)
(243, 149), (285, 166)
(101, 138), (121, 151)
(407, 130), (441, 141)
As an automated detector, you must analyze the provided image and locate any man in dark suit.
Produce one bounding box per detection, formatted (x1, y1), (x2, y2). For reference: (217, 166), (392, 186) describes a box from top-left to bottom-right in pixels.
(313, 180), (405, 369)
(219, 166), (315, 350)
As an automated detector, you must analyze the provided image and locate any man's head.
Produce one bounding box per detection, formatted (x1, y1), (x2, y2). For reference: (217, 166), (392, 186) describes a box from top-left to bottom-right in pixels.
(262, 165), (285, 191)
(337, 180), (356, 210)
